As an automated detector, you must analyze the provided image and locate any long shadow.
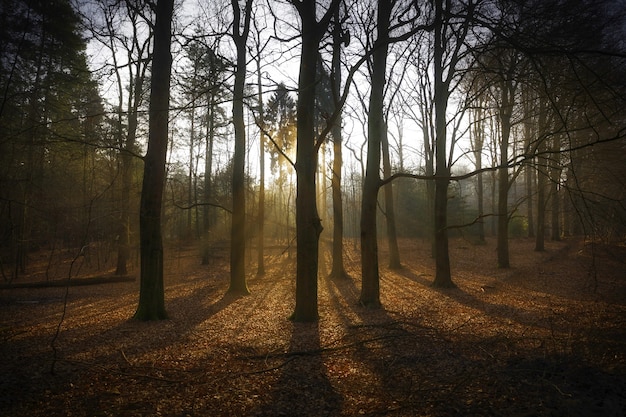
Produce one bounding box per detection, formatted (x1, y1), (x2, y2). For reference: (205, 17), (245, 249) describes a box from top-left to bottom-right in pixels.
(323, 270), (437, 414)
(0, 271), (242, 417)
(393, 265), (626, 384)
(320, 260), (626, 415)
(251, 321), (343, 416)
(395, 266), (559, 333)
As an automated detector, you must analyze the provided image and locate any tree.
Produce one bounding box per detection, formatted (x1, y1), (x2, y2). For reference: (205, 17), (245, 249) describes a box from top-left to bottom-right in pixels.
(359, 0), (393, 308)
(228, 0), (254, 295)
(400, 38), (437, 255)
(264, 82), (297, 246)
(93, 0), (153, 276)
(381, 119), (402, 268)
(328, 3), (349, 280)
(253, 21), (267, 276)
(430, 0), (476, 288)
(265, 84), (297, 184)
(494, 50), (520, 268)
(134, 0), (174, 321)
(288, 0), (339, 322)
(470, 98), (487, 243)
(198, 45), (230, 265)
(549, 130), (562, 241)
(522, 88), (536, 239)
(0, 0), (103, 279)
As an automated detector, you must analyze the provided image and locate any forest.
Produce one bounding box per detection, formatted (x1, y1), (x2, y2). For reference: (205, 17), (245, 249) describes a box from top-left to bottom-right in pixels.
(1, 0), (626, 415)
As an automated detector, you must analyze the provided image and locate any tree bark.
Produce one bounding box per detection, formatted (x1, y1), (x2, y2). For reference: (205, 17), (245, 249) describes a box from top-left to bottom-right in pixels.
(291, 0), (324, 322)
(550, 134), (561, 241)
(381, 122), (401, 268)
(256, 57), (266, 277)
(187, 93), (196, 239)
(471, 105), (486, 244)
(431, 0), (454, 288)
(535, 99), (548, 251)
(523, 94), (535, 239)
(360, 0), (392, 307)
(134, 0), (173, 321)
(329, 6), (347, 280)
(228, 0), (253, 295)
(117, 73), (143, 275)
(201, 86), (215, 265)
(497, 80), (513, 268)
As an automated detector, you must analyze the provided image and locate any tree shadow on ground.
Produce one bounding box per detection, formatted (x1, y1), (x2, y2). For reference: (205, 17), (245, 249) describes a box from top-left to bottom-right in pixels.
(394, 266), (559, 333)
(0, 270), (242, 417)
(250, 321), (343, 416)
(323, 270), (445, 414)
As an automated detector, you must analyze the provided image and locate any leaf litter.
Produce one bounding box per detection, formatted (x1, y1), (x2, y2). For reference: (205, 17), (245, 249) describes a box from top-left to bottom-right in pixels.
(1, 237), (625, 416)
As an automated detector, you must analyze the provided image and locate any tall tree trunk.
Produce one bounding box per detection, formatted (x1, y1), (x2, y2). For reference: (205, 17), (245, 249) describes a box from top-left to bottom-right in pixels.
(187, 100), (195, 239)
(536, 149), (547, 251)
(117, 74), (142, 275)
(535, 100), (548, 252)
(523, 96), (535, 239)
(291, 0), (324, 322)
(17, 32), (45, 278)
(381, 122), (401, 268)
(228, 0), (253, 295)
(476, 170), (485, 242)
(360, 0), (391, 307)
(134, 0), (173, 321)
(328, 5), (347, 280)
(525, 157), (535, 239)
(419, 81), (436, 256)
(550, 134), (561, 241)
(497, 80), (513, 268)
(256, 58), (266, 276)
(201, 92), (215, 264)
(471, 106), (485, 243)
(116, 150), (132, 275)
(330, 130), (346, 279)
(431, 0), (454, 288)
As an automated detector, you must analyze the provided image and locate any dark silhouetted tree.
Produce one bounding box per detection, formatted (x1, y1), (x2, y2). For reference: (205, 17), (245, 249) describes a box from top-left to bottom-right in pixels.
(134, 0), (174, 321)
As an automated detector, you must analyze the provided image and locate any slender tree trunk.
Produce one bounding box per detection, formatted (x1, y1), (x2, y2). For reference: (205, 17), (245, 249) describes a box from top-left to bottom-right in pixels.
(431, 0), (454, 288)
(187, 102), (195, 239)
(475, 142), (486, 244)
(526, 158), (535, 238)
(360, 0), (392, 307)
(315, 146), (326, 257)
(117, 74), (142, 275)
(535, 100), (548, 251)
(550, 134), (561, 241)
(256, 59), (266, 276)
(116, 153), (131, 275)
(477, 170), (485, 242)
(228, 0), (252, 295)
(420, 85), (436, 256)
(472, 106), (486, 243)
(536, 150), (547, 251)
(329, 9), (346, 280)
(381, 122), (401, 268)
(330, 129), (346, 278)
(497, 80), (512, 268)
(201, 93), (215, 265)
(292, 0), (323, 321)
(134, 0), (173, 321)
(523, 96), (535, 239)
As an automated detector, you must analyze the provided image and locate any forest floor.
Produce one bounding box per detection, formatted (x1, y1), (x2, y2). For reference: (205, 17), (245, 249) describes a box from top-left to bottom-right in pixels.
(1, 236), (625, 416)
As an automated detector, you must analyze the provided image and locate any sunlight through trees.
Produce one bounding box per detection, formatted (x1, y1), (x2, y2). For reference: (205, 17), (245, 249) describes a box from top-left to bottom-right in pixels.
(1, 0), (625, 321)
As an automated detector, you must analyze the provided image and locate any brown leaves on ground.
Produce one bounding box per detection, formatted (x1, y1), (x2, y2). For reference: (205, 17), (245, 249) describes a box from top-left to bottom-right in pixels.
(1, 237), (625, 416)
